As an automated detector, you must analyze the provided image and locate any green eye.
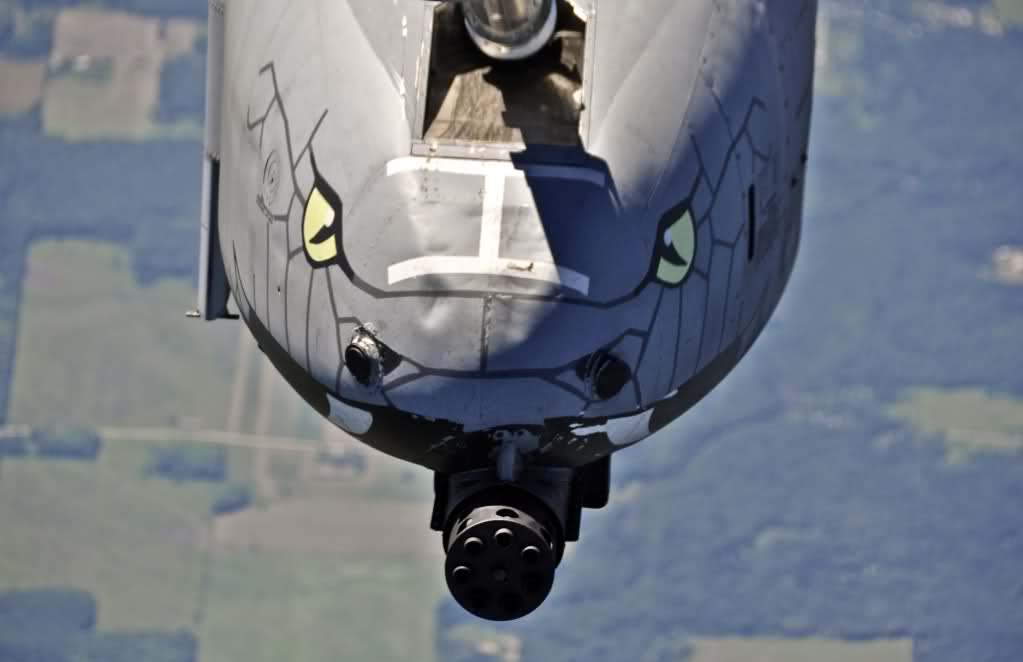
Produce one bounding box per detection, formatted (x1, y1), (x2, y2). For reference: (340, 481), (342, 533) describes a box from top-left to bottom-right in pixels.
(654, 208), (696, 286)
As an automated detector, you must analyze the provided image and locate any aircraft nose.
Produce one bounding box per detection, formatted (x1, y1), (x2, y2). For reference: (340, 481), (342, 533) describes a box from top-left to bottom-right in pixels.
(339, 280), (652, 429)
(380, 295), (489, 375)
(337, 156), (650, 303)
(382, 158), (596, 297)
(352, 266), (649, 381)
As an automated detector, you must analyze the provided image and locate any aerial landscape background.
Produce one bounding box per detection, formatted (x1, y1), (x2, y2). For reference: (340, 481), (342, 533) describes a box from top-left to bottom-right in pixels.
(0, 1), (1020, 661)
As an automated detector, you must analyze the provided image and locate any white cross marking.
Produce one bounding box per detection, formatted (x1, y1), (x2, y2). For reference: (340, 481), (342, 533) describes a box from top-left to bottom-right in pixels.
(384, 157), (597, 295)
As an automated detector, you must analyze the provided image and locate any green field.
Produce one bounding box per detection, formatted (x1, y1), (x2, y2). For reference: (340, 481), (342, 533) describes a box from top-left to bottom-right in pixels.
(0, 450), (212, 630)
(994, 0), (1023, 25)
(7, 240), (237, 428)
(200, 552), (443, 662)
(1, 240), (447, 661)
(889, 387), (1023, 461)
(0, 437), (444, 662)
(691, 637), (913, 662)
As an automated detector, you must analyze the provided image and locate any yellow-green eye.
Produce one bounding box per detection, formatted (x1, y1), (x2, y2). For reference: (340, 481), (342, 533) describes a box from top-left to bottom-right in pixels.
(655, 208), (696, 286)
(303, 186), (339, 266)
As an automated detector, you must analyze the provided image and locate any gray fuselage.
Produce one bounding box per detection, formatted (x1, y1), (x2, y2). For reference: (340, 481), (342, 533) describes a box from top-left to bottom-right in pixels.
(207, 0), (816, 474)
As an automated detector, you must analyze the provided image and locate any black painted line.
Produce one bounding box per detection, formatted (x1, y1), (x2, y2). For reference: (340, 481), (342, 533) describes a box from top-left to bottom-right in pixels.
(670, 285), (684, 387)
(296, 109), (329, 167)
(304, 269), (314, 375)
(479, 295), (493, 373)
(325, 269), (345, 395)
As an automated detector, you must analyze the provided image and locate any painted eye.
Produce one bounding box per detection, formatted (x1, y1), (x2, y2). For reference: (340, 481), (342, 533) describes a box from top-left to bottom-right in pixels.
(303, 185), (340, 266)
(654, 207), (696, 287)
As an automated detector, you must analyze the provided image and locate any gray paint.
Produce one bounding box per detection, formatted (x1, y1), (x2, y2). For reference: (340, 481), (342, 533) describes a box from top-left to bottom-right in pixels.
(196, 1), (228, 321)
(204, 0), (817, 473)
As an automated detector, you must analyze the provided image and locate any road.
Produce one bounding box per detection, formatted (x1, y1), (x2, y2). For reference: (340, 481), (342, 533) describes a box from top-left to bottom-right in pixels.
(0, 423), (322, 454)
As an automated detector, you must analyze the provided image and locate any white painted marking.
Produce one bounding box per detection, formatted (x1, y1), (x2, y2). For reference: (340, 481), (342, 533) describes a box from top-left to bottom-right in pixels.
(385, 156), (606, 187)
(383, 156), (598, 294)
(388, 256), (590, 295)
(574, 409), (655, 447)
(566, 0), (591, 20)
(479, 173), (505, 259)
(327, 395), (373, 435)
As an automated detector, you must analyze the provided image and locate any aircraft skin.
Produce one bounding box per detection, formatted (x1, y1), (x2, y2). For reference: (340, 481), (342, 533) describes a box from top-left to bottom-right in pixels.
(197, 0), (816, 619)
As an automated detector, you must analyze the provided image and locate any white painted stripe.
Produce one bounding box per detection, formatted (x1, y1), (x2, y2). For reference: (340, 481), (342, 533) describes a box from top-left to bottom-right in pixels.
(384, 156), (597, 295)
(327, 395), (373, 435)
(573, 409), (655, 447)
(387, 256), (591, 295)
(479, 173), (505, 259)
(386, 156), (606, 187)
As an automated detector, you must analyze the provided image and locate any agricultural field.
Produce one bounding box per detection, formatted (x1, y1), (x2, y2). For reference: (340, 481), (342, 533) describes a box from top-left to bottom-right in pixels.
(690, 638), (913, 662)
(42, 8), (203, 140)
(7, 240), (237, 429)
(199, 552), (443, 662)
(0, 433), (444, 662)
(0, 448), (213, 630)
(0, 57), (44, 116)
(889, 387), (1023, 462)
(0, 2), (206, 139)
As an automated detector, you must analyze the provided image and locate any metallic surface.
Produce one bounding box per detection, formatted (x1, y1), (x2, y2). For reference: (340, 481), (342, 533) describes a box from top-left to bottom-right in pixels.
(199, 0), (817, 619)
(444, 501), (558, 620)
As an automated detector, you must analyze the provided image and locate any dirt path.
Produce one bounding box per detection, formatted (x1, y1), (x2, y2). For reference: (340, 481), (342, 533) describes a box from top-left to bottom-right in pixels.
(224, 326), (254, 434)
(252, 354), (278, 498)
(96, 427), (318, 453)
